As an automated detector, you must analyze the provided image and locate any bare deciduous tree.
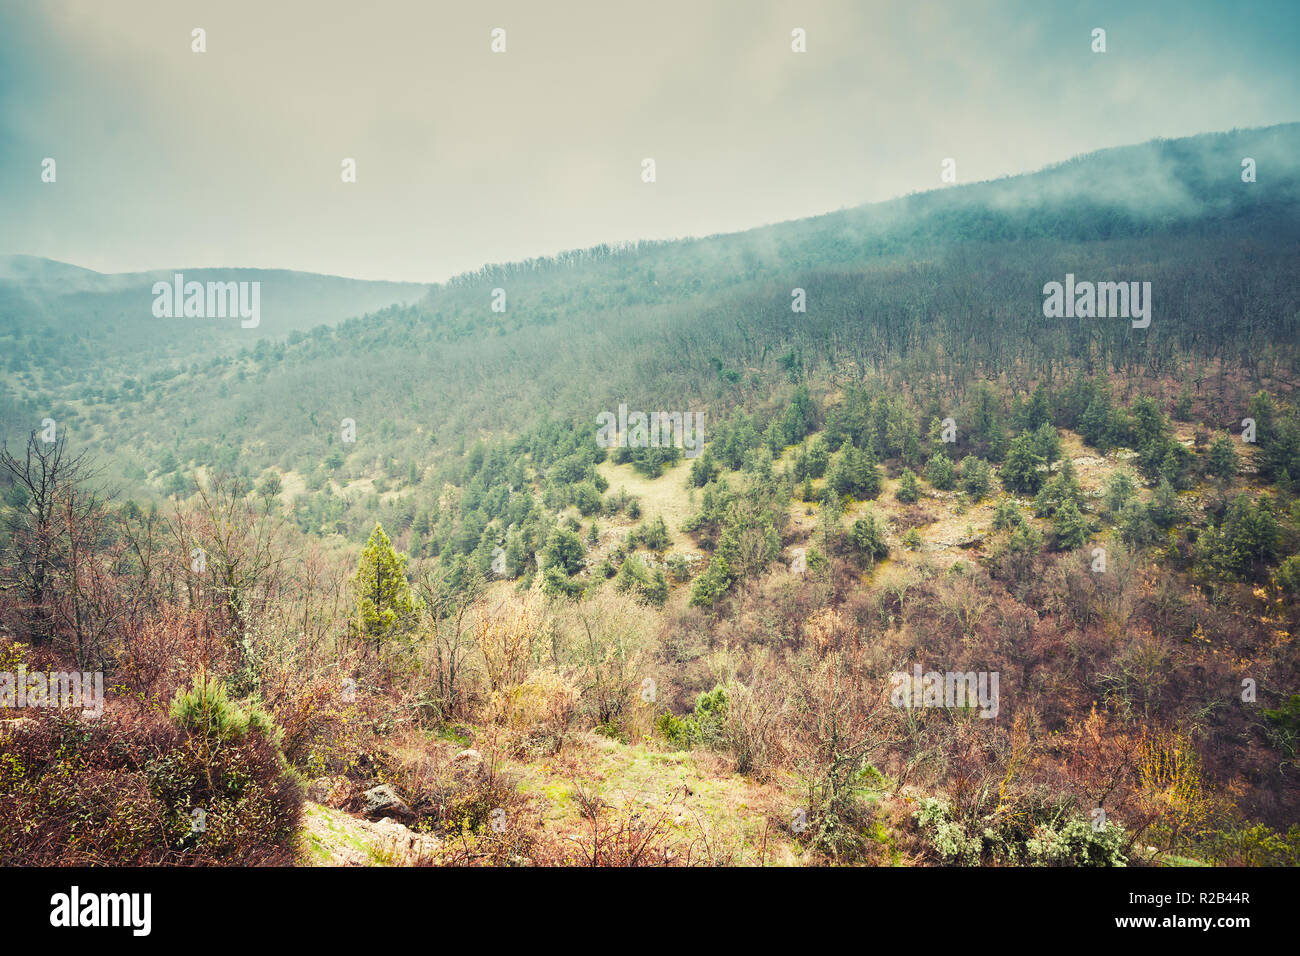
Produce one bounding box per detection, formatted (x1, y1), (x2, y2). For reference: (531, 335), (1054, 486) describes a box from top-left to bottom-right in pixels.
(0, 430), (95, 647)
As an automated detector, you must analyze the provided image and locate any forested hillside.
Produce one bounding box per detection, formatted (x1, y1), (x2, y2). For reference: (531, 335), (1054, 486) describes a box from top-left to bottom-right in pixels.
(3, 124), (1300, 867)
(6, 125), (1297, 507)
(0, 258), (428, 403)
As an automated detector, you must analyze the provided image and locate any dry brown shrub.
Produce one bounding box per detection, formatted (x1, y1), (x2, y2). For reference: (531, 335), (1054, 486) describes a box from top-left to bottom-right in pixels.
(474, 581), (543, 696)
(803, 606), (848, 655)
(494, 667), (580, 756)
(114, 605), (230, 709)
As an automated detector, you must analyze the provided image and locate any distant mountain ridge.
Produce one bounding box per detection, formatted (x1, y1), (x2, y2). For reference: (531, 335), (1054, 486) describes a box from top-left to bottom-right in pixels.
(0, 255), (104, 285)
(0, 256), (428, 296)
(0, 259), (431, 370)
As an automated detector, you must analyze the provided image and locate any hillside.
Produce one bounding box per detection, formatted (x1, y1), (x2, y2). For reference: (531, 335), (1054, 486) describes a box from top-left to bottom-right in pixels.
(3, 124), (1300, 869)
(0, 258), (429, 384)
(4, 124), (1297, 506)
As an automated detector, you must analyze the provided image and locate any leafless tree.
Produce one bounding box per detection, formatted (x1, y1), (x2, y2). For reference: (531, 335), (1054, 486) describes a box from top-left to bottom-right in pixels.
(0, 429), (96, 646)
(414, 561), (485, 721)
(168, 472), (288, 655)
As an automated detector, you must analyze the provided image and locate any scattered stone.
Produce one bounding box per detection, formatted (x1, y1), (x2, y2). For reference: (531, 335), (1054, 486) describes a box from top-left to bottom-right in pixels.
(362, 783), (413, 822)
(304, 802), (439, 866)
(369, 817), (440, 863)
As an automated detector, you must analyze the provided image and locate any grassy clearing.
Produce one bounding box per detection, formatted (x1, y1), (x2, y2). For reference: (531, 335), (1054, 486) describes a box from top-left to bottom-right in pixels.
(513, 731), (803, 866)
(597, 458), (698, 550)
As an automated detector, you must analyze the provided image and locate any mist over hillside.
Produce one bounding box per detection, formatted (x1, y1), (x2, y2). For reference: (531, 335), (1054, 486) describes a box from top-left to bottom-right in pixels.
(5, 123), (1295, 499)
(0, 259), (429, 370)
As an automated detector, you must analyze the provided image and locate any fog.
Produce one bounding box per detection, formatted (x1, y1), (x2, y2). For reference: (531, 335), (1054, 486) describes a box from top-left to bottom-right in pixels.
(1, 0), (1297, 282)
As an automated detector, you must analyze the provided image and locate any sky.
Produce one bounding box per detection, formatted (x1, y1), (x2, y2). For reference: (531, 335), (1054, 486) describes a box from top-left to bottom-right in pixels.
(1, 0), (1297, 283)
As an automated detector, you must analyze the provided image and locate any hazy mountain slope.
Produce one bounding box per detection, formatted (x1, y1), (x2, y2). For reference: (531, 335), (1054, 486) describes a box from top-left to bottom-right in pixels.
(5, 124), (1299, 495)
(0, 259), (430, 372)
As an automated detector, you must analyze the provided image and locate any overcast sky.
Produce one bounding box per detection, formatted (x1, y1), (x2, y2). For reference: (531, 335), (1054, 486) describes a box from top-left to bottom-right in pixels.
(1, 0), (1297, 283)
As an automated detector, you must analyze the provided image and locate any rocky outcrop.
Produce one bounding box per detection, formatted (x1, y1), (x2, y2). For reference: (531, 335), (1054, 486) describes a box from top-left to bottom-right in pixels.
(303, 802), (440, 866)
(361, 783), (414, 822)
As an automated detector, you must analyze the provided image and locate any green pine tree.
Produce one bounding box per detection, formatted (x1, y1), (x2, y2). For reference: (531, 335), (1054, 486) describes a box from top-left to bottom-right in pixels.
(690, 555), (734, 608)
(1102, 472), (1137, 515)
(850, 509), (890, 564)
(353, 523), (419, 650)
(1000, 434), (1047, 495)
(829, 441), (882, 500)
(992, 498), (1024, 531)
(1147, 479), (1182, 529)
(1052, 499), (1089, 551)
(1207, 434), (1239, 481)
(959, 456), (992, 501)
(896, 467), (921, 504)
(925, 452), (957, 490)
